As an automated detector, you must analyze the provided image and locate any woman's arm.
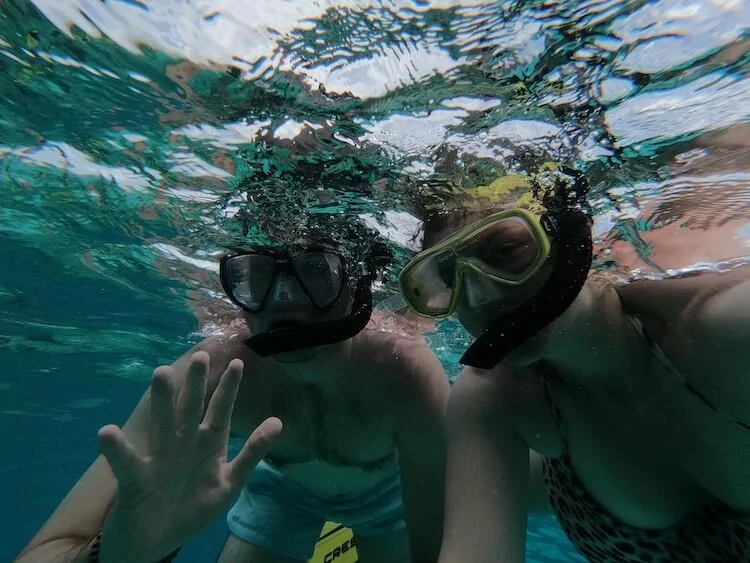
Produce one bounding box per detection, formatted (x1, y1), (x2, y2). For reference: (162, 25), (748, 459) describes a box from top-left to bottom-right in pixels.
(677, 274), (750, 423)
(438, 366), (560, 563)
(618, 267), (750, 425)
(395, 346), (449, 563)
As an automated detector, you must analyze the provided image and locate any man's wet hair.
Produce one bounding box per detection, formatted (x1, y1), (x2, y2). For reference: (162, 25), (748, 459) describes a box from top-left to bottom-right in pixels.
(301, 214), (393, 282)
(230, 212), (393, 284)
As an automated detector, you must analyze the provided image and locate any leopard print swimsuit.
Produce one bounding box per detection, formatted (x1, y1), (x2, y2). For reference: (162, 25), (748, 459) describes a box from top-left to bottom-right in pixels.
(541, 314), (750, 563)
(542, 454), (750, 562)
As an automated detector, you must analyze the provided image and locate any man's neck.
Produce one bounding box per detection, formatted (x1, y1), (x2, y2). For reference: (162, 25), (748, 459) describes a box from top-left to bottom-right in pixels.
(273, 338), (354, 383)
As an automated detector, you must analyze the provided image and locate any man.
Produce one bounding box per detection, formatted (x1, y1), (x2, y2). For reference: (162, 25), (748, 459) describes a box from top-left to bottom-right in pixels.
(16, 222), (448, 563)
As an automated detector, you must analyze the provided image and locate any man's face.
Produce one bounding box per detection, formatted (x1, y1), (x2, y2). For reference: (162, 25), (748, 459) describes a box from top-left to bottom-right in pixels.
(244, 271), (354, 336)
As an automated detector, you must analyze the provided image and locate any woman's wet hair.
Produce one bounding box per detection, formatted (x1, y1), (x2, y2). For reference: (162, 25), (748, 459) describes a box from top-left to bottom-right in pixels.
(420, 207), (505, 250)
(416, 166), (591, 251)
(417, 182), (527, 250)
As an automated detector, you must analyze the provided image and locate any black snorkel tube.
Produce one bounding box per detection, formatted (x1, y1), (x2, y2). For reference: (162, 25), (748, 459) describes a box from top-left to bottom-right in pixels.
(244, 275), (374, 357)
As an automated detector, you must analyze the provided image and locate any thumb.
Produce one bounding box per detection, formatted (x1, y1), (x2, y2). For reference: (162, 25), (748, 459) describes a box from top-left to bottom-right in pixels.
(98, 424), (144, 487)
(226, 417), (283, 486)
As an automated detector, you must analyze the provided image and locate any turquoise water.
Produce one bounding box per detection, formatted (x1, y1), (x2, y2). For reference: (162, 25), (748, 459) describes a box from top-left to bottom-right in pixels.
(2, 0), (749, 561)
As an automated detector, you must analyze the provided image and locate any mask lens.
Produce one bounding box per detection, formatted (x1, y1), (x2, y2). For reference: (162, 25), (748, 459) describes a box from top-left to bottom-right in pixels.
(402, 251), (456, 316)
(224, 254), (276, 311)
(400, 213), (547, 317)
(459, 217), (542, 278)
(294, 251), (345, 309)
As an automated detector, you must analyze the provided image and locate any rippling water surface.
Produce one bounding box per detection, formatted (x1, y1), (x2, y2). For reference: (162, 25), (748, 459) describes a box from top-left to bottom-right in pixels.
(1, 0), (749, 560)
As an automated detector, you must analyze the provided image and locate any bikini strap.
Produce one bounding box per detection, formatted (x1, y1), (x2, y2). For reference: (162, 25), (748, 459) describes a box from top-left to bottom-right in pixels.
(625, 313), (750, 432)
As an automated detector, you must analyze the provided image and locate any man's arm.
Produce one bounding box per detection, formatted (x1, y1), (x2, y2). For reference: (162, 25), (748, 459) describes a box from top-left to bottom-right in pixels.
(393, 339), (449, 563)
(15, 334), (242, 563)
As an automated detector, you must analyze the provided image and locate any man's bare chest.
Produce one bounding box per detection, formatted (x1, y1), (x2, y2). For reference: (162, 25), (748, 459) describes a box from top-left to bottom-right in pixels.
(230, 370), (398, 468)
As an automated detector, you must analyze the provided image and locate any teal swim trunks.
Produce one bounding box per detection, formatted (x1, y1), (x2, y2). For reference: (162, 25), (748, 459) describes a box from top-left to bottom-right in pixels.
(227, 460), (406, 560)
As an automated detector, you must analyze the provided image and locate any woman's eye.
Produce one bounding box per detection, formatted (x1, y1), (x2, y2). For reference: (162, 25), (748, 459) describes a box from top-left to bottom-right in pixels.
(497, 243), (520, 253)
(485, 241), (523, 257)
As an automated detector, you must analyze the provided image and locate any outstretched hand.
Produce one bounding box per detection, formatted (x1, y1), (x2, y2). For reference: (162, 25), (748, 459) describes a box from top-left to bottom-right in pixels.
(97, 352), (282, 563)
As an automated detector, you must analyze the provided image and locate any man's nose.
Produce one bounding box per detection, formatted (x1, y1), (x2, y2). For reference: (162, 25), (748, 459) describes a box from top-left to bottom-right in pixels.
(269, 273), (308, 305)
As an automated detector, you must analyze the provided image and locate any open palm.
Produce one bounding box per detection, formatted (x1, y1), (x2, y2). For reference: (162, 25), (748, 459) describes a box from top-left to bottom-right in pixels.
(97, 352), (282, 562)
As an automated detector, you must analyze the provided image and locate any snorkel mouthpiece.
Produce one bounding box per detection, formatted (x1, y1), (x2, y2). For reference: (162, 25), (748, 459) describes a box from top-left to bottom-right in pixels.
(244, 277), (373, 357)
(459, 209), (593, 370)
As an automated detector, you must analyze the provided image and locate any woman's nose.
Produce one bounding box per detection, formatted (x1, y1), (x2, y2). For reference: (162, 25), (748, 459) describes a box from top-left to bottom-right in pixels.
(460, 268), (507, 309)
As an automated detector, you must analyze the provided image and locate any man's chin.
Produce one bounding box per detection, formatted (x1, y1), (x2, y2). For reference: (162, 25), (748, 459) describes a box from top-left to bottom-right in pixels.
(271, 347), (319, 364)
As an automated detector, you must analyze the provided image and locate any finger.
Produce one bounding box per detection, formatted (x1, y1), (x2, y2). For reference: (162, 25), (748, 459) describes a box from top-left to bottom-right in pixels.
(176, 351), (209, 435)
(98, 425), (144, 485)
(203, 359), (243, 431)
(148, 366), (176, 454)
(227, 417), (283, 486)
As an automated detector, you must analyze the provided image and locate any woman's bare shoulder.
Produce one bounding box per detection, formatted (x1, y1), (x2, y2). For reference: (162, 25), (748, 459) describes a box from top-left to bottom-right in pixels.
(614, 266), (749, 321)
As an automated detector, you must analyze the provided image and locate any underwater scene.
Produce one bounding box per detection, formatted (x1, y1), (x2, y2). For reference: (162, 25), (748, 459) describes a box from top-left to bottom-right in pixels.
(2, 1), (750, 562)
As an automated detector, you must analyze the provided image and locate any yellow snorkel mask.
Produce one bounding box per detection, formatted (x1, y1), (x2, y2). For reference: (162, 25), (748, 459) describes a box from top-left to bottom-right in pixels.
(401, 165), (594, 370)
(399, 208), (553, 318)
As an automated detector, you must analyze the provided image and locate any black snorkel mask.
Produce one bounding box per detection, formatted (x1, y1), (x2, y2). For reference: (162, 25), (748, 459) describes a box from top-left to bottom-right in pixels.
(220, 246), (376, 357)
(459, 167), (594, 370)
(244, 276), (373, 357)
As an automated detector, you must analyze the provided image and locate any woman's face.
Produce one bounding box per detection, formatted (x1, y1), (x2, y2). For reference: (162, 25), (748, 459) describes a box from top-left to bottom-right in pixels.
(454, 261), (554, 337)
(422, 208), (555, 337)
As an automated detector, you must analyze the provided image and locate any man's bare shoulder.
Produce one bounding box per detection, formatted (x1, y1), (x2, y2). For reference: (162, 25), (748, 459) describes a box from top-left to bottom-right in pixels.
(192, 319), (257, 366)
(355, 320), (432, 367)
(351, 311), (447, 394)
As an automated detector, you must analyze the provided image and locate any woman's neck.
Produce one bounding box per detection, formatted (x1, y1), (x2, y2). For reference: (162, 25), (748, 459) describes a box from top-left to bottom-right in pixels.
(540, 280), (648, 382)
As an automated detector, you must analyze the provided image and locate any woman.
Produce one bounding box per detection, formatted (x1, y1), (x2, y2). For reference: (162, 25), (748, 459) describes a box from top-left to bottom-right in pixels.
(399, 168), (750, 562)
